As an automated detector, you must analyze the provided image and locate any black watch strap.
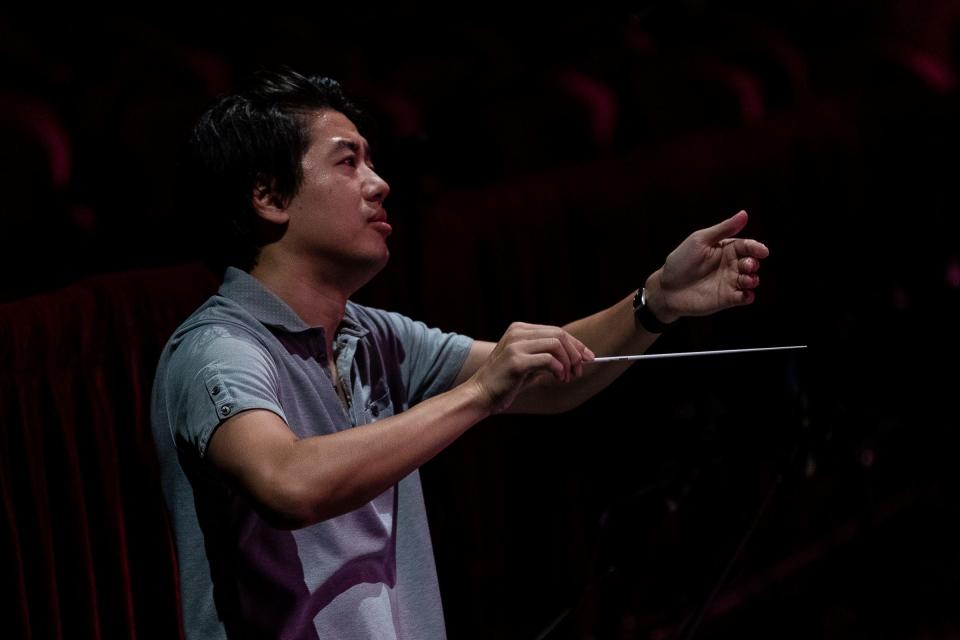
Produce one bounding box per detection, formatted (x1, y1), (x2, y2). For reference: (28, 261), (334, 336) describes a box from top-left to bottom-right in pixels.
(633, 287), (670, 334)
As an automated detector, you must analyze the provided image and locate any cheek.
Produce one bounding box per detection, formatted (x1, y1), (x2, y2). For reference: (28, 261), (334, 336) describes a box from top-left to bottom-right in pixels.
(292, 181), (336, 215)
(316, 176), (352, 205)
(288, 175), (361, 233)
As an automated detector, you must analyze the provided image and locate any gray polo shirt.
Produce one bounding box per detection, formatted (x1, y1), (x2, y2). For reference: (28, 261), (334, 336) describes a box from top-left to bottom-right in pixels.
(151, 267), (473, 639)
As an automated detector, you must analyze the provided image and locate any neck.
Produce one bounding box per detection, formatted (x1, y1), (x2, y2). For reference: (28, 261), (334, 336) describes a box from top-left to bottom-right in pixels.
(249, 254), (355, 362)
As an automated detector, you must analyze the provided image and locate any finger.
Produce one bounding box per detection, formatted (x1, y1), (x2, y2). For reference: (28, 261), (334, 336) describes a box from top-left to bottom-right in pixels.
(528, 369), (559, 388)
(722, 285), (757, 307)
(512, 323), (587, 351)
(519, 337), (574, 382)
(700, 210), (748, 244)
(524, 352), (566, 382)
(504, 322), (571, 380)
(554, 336), (578, 382)
(556, 331), (587, 378)
(725, 237), (769, 259)
(738, 257), (759, 274)
(513, 326), (589, 380)
(736, 273), (760, 290)
(576, 345), (595, 377)
(560, 332), (595, 378)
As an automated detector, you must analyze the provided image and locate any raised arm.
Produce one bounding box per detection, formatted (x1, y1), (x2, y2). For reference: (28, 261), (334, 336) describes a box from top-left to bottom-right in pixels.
(453, 210), (770, 414)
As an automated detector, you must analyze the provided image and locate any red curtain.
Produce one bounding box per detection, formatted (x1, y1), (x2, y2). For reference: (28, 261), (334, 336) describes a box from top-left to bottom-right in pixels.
(1, 263), (219, 640)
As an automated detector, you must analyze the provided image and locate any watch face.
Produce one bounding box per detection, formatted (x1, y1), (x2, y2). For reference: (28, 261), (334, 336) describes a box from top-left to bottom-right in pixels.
(633, 287), (666, 333)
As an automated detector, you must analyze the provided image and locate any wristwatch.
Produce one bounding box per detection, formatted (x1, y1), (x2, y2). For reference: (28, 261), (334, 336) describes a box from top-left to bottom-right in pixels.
(632, 287), (670, 334)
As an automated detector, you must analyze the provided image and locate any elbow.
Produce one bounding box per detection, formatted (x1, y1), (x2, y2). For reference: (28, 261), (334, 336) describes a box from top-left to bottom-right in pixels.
(256, 473), (332, 530)
(244, 456), (383, 529)
(268, 482), (386, 529)
(260, 472), (371, 529)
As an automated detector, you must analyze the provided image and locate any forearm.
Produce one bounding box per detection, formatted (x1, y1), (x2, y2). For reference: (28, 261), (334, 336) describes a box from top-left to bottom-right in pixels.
(510, 272), (672, 414)
(215, 317), (607, 527)
(279, 382), (489, 525)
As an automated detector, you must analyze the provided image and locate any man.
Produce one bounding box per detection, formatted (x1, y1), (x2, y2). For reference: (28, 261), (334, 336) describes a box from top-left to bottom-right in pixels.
(151, 67), (768, 639)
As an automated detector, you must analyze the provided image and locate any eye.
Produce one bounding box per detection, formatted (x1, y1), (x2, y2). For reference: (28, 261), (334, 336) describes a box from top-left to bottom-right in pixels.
(340, 156), (357, 167)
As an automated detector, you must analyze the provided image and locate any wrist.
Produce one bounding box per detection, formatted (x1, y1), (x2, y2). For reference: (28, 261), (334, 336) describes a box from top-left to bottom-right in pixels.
(640, 270), (680, 326)
(463, 374), (498, 418)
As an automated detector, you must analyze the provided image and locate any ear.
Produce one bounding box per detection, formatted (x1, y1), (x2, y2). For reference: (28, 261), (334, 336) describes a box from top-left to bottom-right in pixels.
(251, 178), (289, 224)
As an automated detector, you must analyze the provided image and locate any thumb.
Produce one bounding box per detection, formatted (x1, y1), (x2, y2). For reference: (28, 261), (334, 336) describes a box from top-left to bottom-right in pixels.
(701, 210), (748, 244)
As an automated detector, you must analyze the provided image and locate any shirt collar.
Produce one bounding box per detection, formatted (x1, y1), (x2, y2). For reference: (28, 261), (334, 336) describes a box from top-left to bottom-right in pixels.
(218, 266), (368, 338)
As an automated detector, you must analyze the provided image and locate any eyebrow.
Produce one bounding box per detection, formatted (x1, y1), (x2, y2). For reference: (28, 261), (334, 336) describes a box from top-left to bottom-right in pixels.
(328, 138), (368, 157)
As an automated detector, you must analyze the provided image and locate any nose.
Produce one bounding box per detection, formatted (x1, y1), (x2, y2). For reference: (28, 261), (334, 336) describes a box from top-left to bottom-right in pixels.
(364, 166), (390, 204)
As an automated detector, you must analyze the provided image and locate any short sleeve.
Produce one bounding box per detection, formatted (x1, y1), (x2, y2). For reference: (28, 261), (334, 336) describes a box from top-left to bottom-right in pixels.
(160, 324), (287, 459)
(361, 307), (473, 406)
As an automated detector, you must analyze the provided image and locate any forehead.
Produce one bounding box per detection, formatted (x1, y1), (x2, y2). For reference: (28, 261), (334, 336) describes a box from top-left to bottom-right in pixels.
(306, 110), (367, 153)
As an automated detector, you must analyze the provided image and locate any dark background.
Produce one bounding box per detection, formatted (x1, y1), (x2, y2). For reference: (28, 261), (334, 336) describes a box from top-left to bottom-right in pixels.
(2, 3), (960, 638)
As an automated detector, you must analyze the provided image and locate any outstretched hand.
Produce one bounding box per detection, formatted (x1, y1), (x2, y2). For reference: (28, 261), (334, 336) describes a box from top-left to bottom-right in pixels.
(650, 210), (769, 322)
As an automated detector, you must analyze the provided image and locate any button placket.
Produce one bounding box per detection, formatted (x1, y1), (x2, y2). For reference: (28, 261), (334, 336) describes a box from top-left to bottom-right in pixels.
(334, 333), (364, 424)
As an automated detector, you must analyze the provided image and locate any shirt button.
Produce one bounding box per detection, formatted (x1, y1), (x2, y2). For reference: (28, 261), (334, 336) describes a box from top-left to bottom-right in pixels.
(212, 385), (221, 395)
(372, 405), (380, 417)
(220, 405), (231, 416)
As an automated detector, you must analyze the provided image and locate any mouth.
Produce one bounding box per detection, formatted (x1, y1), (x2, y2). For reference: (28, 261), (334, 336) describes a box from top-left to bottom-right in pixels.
(368, 210), (392, 236)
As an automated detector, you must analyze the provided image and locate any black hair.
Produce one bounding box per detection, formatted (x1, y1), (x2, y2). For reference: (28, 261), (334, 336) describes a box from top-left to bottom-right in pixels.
(182, 66), (367, 272)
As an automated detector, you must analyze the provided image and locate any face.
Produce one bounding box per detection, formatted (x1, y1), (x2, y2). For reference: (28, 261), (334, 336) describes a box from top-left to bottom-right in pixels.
(274, 109), (392, 279)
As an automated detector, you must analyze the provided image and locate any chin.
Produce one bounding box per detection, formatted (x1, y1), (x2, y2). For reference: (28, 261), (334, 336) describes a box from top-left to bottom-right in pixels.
(346, 252), (389, 293)
(368, 243), (390, 265)
(358, 248), (390, 274)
